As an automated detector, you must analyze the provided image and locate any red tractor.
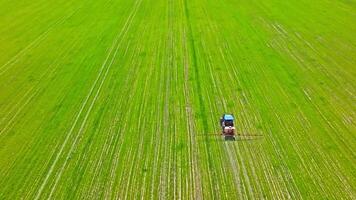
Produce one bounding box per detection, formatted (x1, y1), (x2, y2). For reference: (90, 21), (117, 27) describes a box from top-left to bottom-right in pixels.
(220, 114), (236, 141)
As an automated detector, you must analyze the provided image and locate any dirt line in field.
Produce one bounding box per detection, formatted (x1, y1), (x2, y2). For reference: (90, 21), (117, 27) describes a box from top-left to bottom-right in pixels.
(0, 5), (82, 76)
(0, 36), (82, 137)
(135, 27), (162, 198)
(182, 0), (219, 197)
(34, 1), (143, 197)
(47, 1), (144, 197)
(182, 25), (203, 200)
(158, 21), (172, 200)
(102, 42), (142, 198)
(34, 32), (120, 200)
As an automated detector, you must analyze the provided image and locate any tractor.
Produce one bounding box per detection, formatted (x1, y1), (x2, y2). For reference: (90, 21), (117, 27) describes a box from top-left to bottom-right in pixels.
(220, 114), (236, 141)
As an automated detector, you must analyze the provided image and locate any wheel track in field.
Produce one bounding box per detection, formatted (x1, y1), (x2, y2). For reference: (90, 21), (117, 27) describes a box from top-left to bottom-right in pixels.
(262, 93), (302, 198)
(268, 20), (355, 119)
(158, 22), (172, 200)
(46, 32), (122, 197)
(85, 2), (153, 198)
(82, 47), (140, 197)
(199, 5), (249, 198)
(199, 52), (234, 198)
(129, 52), (154, 198)
(216, 41), (267, 197)
(136, 36), (161, 198)
(218, 48), (253, 197)
(196, 0), (351, 198)
(121, 24), (154, 199)
(104, 37), (144, 198)
(262, 83), (318, 198)
(256, 1), (355, 84)
(104, 91), (134, 199)
(298, 89), (355, 197)
(260, 18), (355, 197)
(110, 21), (151, 199)
(136, 9), (171, 197)
(201, 3), (269, 197)
(123, 73), (149, 199)
(220, 39), (287, 198)
(199, 28), (244, 199)
(254, 73), (300, 198)
(169, 4), (177, 196)
(38, 2), (132, 195)
(34, 1), (143, 198)
(99, 60), (138, 198)
(181, 17), (203, 199)
(0, 30), (90, 197)
(197, 2), (305, 198)
(0, 33), (83, 138)
(273, 76), (336, 197)
(0, 4), (83, 135)
(0, 4), (82, 76)
(49, 4), (144, 198)
(35, 31), (120, 199)
(110, 39), (150, 199)
(159, 0), (170, 197)
(103, 25), (154, 199)
(169, 1), (176, 197)
(216, 53), (270, 198)
(148, 34), (166, 199)
(121, 2), (168, 195)
(112, 67), (143, 199)
(202, 36), (247, 197)
(182, 0), (220, 197)
(265, 18), (355, 132)
(0, 34), (83, 186)
(220, 8), (307, 198)
(225, 4), (300, 195)
(153, 1), (179, 198)
(118, 63), (145, 199)
(283, 39), (356, 154)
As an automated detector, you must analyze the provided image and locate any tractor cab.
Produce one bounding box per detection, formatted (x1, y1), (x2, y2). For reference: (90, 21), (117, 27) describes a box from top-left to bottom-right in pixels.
(220, 114), (236, 141)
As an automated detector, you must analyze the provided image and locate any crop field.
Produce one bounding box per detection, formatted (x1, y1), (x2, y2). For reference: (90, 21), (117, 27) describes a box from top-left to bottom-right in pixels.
(0, 0), (355, 199)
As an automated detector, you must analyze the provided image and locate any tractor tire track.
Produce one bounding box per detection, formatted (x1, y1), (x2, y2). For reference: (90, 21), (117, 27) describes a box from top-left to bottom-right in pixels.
(0, 5), (82, 76)
(34, 1), (143, 197)
(182, 20), (203, 199)
(0, 33), (83, 137)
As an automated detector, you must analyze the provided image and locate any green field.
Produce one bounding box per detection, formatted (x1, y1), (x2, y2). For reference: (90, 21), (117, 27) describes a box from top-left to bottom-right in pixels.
(0, 0), (355, 199)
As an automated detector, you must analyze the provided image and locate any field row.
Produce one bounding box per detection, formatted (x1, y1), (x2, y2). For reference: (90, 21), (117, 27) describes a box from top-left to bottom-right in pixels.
(0, 0), (355, 199)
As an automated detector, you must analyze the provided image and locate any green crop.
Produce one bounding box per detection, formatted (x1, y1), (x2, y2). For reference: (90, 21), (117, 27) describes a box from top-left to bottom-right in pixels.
(0, 0), (355, 199)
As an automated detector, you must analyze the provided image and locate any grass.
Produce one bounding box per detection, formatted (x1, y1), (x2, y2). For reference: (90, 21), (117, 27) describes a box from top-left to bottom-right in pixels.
(0, 0), (355, 199)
